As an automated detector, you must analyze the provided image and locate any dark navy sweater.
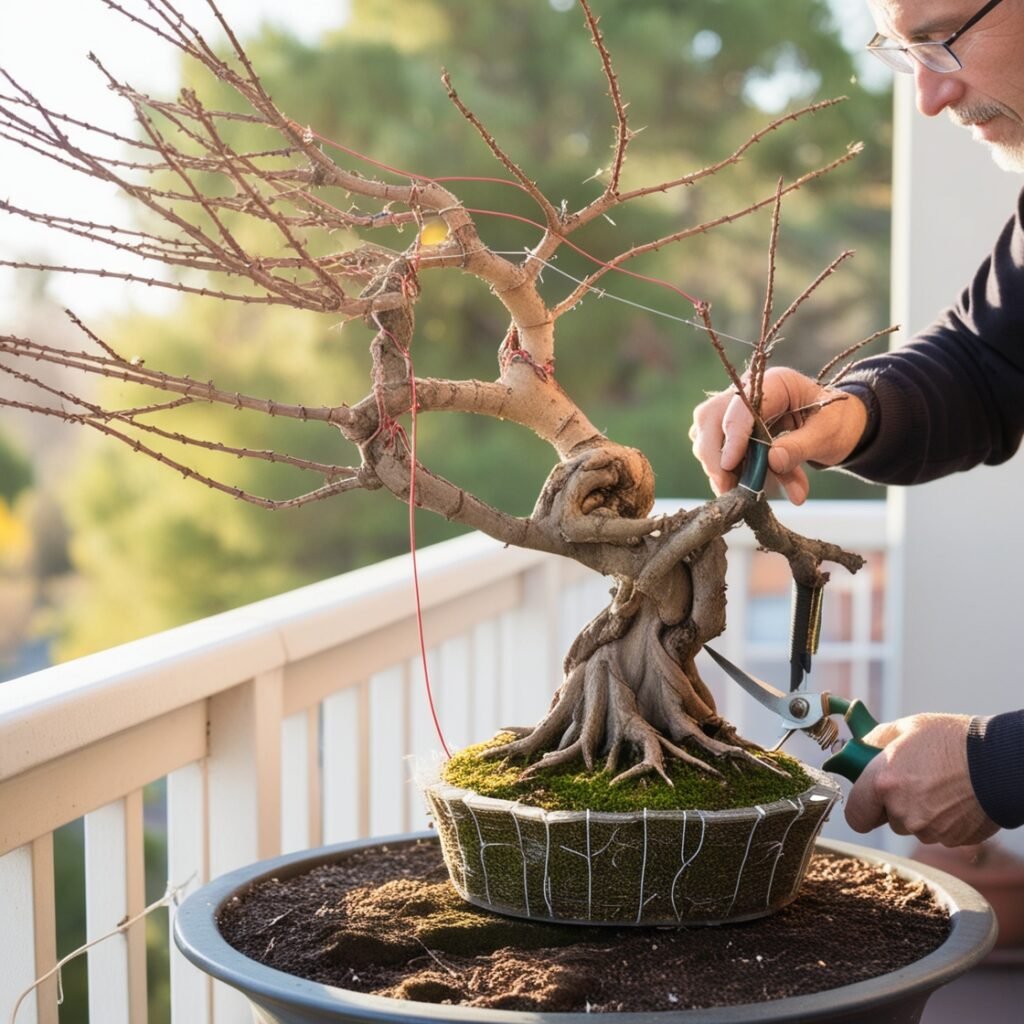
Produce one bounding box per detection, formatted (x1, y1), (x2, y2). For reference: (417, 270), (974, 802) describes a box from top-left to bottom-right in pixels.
(837, 189), (1024, 830)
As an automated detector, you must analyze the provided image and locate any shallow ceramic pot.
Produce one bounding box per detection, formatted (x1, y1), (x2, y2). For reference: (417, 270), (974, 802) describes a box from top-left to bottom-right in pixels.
(173, 833), (997, 1024)
(422, 766), (841, 925)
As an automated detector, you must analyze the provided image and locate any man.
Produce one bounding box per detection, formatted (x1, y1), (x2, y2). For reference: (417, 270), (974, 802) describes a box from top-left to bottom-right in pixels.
(690, 0), (1024, 846)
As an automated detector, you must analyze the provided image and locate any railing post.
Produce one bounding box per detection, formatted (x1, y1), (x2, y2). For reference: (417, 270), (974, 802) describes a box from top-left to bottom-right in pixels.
(500, 560), (564, 729)
(322, 685), (368, 843)
(281, 709), (318, 854)
(206, 669), (283, 1024)
(721, 543), (753, 734)
(84, 791), (147, 1024)
(167, 761), (210, 1024)
(0, 838), (58, 1024)
(207, 669), (284, 872)
(30, 837), (58, 1024)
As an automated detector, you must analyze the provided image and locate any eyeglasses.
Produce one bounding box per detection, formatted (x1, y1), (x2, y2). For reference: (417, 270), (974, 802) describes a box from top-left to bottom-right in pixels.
(866, 0), (1006, 73)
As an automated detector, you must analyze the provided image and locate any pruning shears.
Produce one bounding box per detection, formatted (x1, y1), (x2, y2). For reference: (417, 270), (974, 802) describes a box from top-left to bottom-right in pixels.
(703, 645), (882, 782)
(704, 438), (883, 783)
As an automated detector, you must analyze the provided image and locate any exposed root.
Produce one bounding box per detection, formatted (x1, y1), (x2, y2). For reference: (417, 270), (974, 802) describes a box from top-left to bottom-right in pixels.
(519, 740), (586, 779)
(485, 596), (796, 788)
(484, 663), (586, 762)
(609, 731), (723, 787)
(578, 657), (609, 770)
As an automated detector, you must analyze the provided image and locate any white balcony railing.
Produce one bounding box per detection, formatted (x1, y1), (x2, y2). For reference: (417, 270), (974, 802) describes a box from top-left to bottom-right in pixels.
(0, 498), (889, 1024)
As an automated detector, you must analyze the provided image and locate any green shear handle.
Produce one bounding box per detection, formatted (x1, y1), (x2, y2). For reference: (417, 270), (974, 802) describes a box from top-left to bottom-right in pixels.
(821, 696), (883, 782)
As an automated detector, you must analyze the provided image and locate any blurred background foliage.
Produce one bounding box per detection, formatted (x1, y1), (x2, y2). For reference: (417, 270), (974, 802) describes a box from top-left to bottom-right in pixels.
(5, 0), (892, 667)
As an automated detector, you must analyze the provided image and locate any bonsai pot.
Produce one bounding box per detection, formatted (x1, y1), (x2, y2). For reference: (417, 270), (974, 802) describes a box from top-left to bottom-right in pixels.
(421, 767), (841, 925)
(174, 832), (997, 1024)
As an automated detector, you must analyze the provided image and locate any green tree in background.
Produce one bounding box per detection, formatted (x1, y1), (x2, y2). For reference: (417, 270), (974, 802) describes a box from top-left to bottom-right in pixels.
(6, 0), (891, 663)
(0, 428), (32, 505)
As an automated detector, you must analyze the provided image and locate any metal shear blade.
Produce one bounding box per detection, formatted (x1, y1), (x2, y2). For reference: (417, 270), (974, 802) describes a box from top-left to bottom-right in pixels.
(702, 645), (883, 782)
(703, 644), (830, 740)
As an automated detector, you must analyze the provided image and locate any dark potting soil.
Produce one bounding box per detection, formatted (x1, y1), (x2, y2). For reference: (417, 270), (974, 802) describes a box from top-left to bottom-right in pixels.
(218, 838), (951, 1014)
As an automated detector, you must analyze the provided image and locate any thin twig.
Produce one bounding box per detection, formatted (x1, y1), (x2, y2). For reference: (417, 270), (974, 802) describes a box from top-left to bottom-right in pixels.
(616, 96), (848, 203)
(579, 0), (630, 195)
(441, 68), (559, 228)
(552, 143), (864, 318)
(820, 325), (899, 385)
(753, 178), (784, 413)
(695, 303), (758, 424)
(764, 250), (856, 352)
(413, 937), (461, 979)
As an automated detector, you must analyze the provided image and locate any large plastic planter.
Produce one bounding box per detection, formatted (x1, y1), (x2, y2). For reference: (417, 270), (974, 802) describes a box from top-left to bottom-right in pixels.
(174, 833), (998, 1024)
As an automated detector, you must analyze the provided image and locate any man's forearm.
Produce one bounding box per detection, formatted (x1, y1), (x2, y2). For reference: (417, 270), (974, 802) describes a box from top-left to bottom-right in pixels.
(968, 710), (1024, 829)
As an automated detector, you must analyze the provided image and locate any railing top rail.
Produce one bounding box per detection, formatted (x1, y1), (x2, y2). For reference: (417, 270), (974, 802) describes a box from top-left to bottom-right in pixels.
(0, 499), (886, 781)
(0, 530), (542, 780)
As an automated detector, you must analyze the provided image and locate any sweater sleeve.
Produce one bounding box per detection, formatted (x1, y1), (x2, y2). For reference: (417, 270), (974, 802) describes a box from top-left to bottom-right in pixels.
(967, 712), (1024, 829)
(837, 188), (1024, 485)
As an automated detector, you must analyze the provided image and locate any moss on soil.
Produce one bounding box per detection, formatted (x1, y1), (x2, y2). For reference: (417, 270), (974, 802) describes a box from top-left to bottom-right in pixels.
(441, 732), (813, 812)
(341, 877), (595, 956)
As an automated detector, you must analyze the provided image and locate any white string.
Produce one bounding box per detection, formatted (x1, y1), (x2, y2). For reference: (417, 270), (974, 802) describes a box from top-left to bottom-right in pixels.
(636, 807), (649, 924)
(465, 802), (491, 903)
(9, 874), (196, 1024)
(435, 793), (471, 892)
(670, 810), (706, 921)
(585, 808), (592, 921)
(543, 817), (554, 917)
(727, 805), (767, 916)
(510, 805), (530, 916)
(491, 250), (760, 349)
(765, 797), (806, 907)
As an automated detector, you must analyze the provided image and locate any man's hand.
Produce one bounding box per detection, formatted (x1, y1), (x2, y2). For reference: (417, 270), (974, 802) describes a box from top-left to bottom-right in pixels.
(845, 713), (1000, 847)
(689, 367), (868, 504)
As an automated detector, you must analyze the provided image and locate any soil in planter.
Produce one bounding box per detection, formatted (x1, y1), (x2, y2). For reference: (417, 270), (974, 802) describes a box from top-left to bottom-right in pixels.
(218, 839), (951, 1013)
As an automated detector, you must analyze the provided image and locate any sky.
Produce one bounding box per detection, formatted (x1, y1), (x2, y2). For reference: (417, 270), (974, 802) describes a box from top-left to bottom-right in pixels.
(0, 0), (880, 320)
(0, 1), (349, 318)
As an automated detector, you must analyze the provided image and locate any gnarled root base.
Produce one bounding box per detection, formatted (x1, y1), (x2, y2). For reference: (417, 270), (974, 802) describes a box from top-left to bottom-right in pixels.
(487, 596), (785, 785)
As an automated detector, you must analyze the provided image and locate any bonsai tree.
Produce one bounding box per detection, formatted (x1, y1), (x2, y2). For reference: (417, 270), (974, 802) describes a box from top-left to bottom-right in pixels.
(0, 0), (875, 788)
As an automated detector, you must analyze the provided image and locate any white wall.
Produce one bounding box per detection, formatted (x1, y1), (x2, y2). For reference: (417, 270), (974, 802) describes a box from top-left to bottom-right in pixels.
(889, 76), (1024, 853)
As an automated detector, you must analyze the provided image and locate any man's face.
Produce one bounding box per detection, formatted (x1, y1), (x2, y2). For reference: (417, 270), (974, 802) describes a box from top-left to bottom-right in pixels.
(869, 0), (1024, 171)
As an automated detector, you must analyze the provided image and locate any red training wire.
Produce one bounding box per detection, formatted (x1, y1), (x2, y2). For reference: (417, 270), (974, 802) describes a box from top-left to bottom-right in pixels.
(294, 118), (708, 759)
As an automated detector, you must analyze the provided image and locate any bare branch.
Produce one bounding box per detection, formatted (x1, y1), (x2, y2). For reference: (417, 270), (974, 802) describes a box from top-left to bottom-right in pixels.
(752, 178), (784, 412)
(616, 97), (848, 204)
(694, 304), (758, 426)
(579, 0), (630, 195)
(0, 259), (386, 311)
(0, 88), (161, 151)
(744, 498), (865, 583)
(552, 142), (864, 318)
(0, 335), (350, 424)
(820, 325), (900, 386)
(441, 69), (560, 229)
(764, 250), (856, 354)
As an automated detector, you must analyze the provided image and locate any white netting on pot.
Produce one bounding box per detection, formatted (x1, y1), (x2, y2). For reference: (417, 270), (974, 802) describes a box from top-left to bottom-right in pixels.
(422, 768), (840, 926)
